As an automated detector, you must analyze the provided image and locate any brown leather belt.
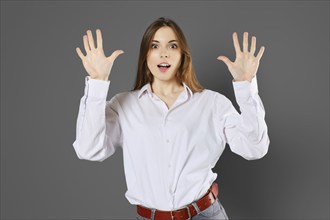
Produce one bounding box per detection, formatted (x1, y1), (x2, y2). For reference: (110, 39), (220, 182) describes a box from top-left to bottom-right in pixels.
(136, 182), (219, 220)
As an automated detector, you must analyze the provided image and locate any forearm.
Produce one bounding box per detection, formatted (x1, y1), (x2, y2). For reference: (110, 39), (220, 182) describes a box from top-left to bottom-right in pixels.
(72, 76), (118, 162)
(226, 76), (270, 160)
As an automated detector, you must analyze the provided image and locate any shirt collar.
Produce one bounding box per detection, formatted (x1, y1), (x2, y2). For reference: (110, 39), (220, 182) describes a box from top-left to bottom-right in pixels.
(138, 82), (193, 99)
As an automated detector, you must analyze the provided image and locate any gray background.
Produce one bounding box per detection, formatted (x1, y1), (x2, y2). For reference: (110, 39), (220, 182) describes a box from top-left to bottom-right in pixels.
(1, 0), (329, 219)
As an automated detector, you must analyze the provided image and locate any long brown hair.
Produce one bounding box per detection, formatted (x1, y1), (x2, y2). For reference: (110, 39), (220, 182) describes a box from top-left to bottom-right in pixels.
(133, 17), (204, 93)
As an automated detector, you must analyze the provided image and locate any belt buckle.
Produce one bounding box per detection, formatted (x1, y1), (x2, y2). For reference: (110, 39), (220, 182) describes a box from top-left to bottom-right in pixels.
(170, 206), (191, 220)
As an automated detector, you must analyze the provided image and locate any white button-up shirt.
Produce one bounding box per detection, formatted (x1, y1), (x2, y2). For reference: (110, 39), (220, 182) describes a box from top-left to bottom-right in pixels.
(72, 75), (270, 211)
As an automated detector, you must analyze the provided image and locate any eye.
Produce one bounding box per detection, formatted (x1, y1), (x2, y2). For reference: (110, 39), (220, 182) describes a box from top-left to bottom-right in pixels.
(151, 44), (158, 49)
(170, 44), (178, 49)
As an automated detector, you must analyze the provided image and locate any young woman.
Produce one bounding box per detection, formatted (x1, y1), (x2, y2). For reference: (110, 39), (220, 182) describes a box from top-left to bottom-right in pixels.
(73, 17), (269, 220)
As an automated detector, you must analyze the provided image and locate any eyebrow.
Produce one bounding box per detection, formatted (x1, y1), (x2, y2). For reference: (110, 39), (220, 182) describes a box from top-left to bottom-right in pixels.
(152, 40), (178, 43)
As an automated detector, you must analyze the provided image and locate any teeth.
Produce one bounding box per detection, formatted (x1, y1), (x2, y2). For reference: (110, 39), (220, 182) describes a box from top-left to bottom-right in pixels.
(158, 64), (170, 67)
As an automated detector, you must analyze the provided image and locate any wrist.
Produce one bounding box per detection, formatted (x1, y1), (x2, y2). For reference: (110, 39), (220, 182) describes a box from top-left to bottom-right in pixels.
(90, 76), (109, 81)
(233, 75), (254, 82)
(233, 78), (252, 82)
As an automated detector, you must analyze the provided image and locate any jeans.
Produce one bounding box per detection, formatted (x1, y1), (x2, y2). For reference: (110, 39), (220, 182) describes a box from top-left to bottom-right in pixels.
(135, 197), (229, 220)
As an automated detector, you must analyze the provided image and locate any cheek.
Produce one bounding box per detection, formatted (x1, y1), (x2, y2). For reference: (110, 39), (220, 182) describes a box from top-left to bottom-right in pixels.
(146, 56), (152, 70)
(146, 52), (157, 66)
(172, 53), (182, 66)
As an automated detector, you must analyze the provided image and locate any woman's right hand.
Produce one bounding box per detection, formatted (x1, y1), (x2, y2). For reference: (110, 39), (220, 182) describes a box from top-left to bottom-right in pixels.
(76, 29), (124, 81)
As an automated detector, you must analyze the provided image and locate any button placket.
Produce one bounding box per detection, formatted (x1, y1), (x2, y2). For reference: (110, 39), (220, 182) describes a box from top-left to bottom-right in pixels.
(163, 120), (174, 202)
(163, 112), (171, 143)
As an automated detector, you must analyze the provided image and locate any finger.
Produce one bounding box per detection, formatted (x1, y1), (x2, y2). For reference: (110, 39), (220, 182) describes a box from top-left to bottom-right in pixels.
(243, 32), (248, 53)
(107, 50), (125, 62)
(233, 32), (241, 54)
(96, 29), (103, 49)
(250, 36), (256, 55)
(83, 35), (90, 53)
(76, 47), (85, 60)
(256, 46), (265, 60)
(87, 30), (96, 50)
(217, 56), (232, 68)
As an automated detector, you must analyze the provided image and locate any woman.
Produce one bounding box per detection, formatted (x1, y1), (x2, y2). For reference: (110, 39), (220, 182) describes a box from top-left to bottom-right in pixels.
(73, 17), (269, 220)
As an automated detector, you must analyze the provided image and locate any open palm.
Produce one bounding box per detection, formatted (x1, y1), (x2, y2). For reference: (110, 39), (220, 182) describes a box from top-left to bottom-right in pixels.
(76, 29), (124, 81)
(217, 32), (265, 82)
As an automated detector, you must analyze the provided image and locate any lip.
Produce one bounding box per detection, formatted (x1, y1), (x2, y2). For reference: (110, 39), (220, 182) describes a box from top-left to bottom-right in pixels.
(157, 62), (171, 73)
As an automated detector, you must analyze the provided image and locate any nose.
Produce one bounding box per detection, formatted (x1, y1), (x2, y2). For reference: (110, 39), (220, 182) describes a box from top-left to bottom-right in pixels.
(160, 48), (169, 58)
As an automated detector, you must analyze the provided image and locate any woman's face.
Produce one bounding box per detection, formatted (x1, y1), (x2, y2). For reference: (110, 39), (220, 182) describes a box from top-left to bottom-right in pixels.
(147, 27), (182, 84)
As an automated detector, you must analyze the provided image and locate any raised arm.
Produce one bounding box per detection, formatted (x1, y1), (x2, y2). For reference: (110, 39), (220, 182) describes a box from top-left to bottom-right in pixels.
(216, 32), (269, 160)
(72, 29), (123, 162)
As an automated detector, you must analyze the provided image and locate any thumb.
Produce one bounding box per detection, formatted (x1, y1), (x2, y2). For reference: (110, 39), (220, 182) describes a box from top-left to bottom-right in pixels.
(217, 56), (232, 67)
(108, 50), (124, 62)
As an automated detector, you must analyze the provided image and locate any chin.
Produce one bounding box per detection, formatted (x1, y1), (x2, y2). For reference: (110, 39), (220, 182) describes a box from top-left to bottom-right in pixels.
(153, 73), (176, 82)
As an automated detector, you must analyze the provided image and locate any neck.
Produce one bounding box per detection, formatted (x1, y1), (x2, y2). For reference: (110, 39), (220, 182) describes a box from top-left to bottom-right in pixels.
(151, 79), (183, 96)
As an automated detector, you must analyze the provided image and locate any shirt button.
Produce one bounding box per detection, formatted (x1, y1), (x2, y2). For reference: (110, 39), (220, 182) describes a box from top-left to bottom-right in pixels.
(168, 163), (172, 168)
(166, 139), (170, 143)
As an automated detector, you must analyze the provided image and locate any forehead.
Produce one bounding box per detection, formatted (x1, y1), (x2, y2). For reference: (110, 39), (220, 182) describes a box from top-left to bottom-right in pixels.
(152, 27), (178, 41)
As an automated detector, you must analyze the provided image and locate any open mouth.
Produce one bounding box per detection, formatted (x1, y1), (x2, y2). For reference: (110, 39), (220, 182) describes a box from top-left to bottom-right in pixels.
(157, 63), (171, 72)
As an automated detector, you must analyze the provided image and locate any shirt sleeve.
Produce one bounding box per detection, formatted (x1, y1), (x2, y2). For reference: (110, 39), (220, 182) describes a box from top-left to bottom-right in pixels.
(72, 76), (123, 162)
(215, 76), (270, 160)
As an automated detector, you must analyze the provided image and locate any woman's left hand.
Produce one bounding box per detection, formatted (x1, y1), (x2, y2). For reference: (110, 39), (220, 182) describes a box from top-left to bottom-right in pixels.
(217, 32), (265, 82)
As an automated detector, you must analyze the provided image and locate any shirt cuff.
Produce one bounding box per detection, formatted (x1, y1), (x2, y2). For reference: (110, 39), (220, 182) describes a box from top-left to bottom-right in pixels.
(84, 76), (110, 99)
(232, 76), (259, 100)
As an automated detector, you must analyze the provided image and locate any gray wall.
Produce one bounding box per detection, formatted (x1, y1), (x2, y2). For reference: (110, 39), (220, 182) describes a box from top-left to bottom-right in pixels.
(1, 1), (329, 219)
